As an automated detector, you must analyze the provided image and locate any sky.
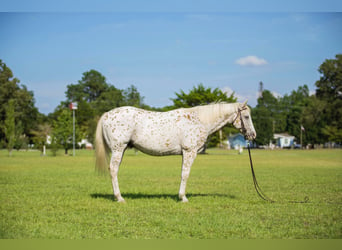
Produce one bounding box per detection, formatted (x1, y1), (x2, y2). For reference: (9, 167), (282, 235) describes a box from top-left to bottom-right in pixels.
(1, 1), (342, 114)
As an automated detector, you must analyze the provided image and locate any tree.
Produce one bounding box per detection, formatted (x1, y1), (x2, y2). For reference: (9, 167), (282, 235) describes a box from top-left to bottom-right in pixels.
(4, 99), (15, 156)
(31, 123), (52, 155)
(252, 85), (314, 147)
(252, 105), (273, 146)
(301, 95), (326, 145)
(281, 85), (310, 145)
(322, 125), (342, 143)
(67, 70), (109, 103)
(252, 90), (279, 146)
(0, 60), (39, 146)
(124, 85), (144, 107)
(14, 120), (27, 150)
(52, 109), (78, 155)
(94, 85), (125, 114)
(315, 54), (342, 143)
(172, 83), (236, 108)
(316, 54), (342, 102)
(66, 69), (127, 112)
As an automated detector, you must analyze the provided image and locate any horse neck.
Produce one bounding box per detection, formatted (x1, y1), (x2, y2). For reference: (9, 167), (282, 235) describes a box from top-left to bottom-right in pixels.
(192, 103), (239, 135)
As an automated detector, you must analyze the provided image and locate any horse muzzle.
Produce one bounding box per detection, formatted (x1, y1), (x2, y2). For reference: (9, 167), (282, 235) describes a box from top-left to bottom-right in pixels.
(245, 131), (256, 141)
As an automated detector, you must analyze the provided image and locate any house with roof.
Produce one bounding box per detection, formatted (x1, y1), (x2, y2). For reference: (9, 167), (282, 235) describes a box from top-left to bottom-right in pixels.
(273, 133), (296, 148)
(227, 133), (248, 149)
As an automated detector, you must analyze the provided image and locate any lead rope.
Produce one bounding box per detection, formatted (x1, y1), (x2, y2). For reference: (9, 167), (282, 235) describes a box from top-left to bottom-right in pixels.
(247, 142), (309, 204)
(247, 142), (275, 203)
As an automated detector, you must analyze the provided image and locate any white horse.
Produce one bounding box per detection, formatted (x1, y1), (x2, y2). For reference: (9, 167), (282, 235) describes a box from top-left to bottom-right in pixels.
(95, 101), (256, 202)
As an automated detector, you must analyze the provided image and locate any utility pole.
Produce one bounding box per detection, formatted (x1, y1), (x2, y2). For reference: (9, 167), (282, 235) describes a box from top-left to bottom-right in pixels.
(219, 129), (223, 148)
(69, 102), (78, 156)
(300, 124), (305, 149)
(259, 81), (264, 99)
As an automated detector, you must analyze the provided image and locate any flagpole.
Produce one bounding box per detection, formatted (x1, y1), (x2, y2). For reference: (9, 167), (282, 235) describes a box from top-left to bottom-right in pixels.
(300, 124), (305, 150)
(70, 102), (77, 157)
(300, 125), (302, 150)
(73, 109), (75, 157)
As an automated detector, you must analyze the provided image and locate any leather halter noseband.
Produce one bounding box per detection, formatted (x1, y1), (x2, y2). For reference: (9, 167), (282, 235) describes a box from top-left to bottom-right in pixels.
(232, 106), (248, 127)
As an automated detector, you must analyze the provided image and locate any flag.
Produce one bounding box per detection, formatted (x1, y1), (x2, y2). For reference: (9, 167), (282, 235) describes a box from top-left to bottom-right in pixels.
(69, 102), (78, 110)
(301, 125), (305, 132)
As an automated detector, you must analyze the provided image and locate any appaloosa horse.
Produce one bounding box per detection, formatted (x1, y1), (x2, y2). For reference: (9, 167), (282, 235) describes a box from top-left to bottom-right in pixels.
(95, 101), (256, 202)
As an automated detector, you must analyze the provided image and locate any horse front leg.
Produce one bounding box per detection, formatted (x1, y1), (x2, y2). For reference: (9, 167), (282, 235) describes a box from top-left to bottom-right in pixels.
(109, 149), (126, 203)
(179, 150), (197, 203)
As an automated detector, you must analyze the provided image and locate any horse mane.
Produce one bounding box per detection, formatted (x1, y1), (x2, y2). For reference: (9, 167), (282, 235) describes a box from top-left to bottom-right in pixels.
(188, 102), (239, 126)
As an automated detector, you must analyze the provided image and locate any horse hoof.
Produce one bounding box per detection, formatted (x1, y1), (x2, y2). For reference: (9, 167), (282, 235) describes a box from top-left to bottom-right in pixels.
(181, 197), (189, 203)
(117, 197), (126, 203)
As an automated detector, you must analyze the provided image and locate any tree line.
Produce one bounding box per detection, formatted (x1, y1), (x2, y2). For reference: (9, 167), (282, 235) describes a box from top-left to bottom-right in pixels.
(253, 54), (342, 147)
(0, 54), (341, 155)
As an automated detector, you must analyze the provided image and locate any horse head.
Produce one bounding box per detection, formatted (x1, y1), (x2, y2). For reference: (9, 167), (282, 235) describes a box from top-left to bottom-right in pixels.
(233, 100), (257, 141)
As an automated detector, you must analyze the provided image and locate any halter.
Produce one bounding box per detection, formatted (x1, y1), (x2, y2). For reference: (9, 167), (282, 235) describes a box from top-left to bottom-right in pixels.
(232, 106), (248, 129)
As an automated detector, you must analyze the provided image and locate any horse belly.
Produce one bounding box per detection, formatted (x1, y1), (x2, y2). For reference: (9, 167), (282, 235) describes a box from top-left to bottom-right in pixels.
(131, 122), (182, 156)
(134, 141), (182, 156)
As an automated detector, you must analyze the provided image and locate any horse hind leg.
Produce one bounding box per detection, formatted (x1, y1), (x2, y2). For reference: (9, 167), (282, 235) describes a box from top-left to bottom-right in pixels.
(109, 147), (126, 203)
(179, 150), (197, 203)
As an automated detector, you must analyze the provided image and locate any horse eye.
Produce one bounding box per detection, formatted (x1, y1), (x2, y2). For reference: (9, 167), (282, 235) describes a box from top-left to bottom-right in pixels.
(244, 115), (249, 119)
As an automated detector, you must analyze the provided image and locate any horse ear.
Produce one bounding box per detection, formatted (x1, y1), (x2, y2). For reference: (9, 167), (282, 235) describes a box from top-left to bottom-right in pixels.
(242, 100), (248, 107)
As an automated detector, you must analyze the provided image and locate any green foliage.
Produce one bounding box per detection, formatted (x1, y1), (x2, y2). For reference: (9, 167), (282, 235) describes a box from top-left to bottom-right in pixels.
(252, 89), (278, 145)
(172, 83), (237, 108)
(4, 99), (15, 156)
(31, 123), (52, 153)
(253, 64), (342, 146)
(94, 85), (125, 114)
(3, 99), (29, 153)
(282, 85), (310, 142)
(52, 109), (79, 155)
(13, 120), (28, 150)
(49, 134), (60, 157)
(0, 149), (341, 238)
(315, 54), (342, 143)
(322, 125), (342, 142)
(316, 54), (342, 102)
(252, 105), (273, 146)
(301, 96), (326, 144)
(67, 70), (109, 103)
(0, 60), (39, 146)
(65, 70), (125, 120)
(124, 85), (144, 107)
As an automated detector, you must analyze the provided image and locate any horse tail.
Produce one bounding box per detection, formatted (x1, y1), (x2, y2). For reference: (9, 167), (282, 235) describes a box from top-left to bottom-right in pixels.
(95, 115), (110, 174)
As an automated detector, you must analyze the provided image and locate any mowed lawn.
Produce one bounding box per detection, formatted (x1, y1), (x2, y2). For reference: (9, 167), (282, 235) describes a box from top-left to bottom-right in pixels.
(0, 148), (341, 239)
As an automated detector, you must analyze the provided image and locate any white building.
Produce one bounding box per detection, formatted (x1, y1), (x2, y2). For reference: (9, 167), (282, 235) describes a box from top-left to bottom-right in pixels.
(274, 133), (296, 148)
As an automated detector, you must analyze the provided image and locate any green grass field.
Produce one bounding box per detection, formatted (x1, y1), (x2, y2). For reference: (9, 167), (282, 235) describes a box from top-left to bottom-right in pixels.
(0, 148), (341, 239)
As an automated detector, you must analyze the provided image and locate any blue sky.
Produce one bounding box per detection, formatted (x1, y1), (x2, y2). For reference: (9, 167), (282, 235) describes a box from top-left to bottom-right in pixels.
(1, 3), (342, 114)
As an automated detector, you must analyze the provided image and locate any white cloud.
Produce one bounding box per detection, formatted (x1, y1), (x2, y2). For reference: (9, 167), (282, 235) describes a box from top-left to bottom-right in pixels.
(235, 55), (268, 66)
(221, 86), (259, 107)
(271, 91), (282, 99)
(222, 86), (246, 102)
(222, 86), (235, 97)
(309, 90), (316, 96)
(185, 14), (212, 22)
(207, 60), (217, 66)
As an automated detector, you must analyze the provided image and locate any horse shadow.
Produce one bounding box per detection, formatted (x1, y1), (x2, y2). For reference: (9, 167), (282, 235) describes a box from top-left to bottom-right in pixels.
(90, 192), (236, 202)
